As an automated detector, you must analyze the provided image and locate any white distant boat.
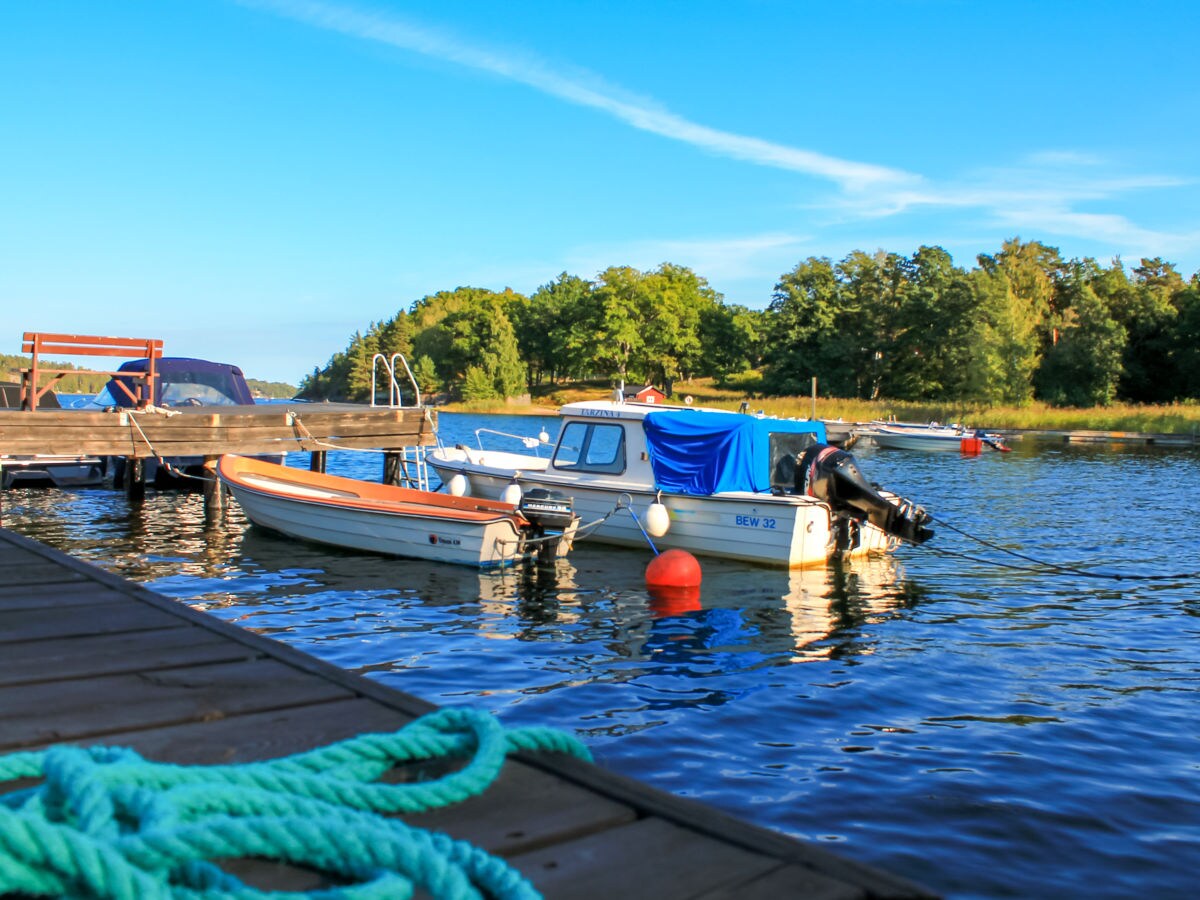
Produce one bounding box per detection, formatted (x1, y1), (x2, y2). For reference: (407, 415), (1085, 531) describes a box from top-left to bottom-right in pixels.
(864, 422), (1011, 453)
(426, 398), (932, 568)
(218, 455), (578, 568)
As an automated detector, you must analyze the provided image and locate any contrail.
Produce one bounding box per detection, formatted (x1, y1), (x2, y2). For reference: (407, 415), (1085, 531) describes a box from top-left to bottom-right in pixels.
(240, 0), (915, 191)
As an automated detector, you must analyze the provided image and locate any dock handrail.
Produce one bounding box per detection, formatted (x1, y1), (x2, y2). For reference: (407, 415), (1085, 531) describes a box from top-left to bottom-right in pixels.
(19, 332), (163, 411)
(370, 353), (422, 409)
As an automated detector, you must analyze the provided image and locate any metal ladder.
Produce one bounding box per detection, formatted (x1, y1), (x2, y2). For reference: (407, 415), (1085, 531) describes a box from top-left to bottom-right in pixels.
(370, 353), (432, 491)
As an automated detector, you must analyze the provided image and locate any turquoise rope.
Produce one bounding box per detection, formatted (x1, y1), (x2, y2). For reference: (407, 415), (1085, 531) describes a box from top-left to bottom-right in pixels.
(0, 706), (591, 899)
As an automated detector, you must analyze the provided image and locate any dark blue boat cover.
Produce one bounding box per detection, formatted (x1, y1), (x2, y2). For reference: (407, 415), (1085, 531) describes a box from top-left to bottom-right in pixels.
(105, 357), (256, 407)
(642, 410), (826, 495)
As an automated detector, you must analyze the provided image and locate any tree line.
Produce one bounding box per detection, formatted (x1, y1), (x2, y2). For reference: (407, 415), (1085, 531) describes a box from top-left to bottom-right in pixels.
(297, 239), (1200, 407)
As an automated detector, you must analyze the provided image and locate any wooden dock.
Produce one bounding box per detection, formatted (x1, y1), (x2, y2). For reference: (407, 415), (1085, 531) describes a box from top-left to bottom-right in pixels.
(0, 402), (435, 459)
(0, 527), (933, 898)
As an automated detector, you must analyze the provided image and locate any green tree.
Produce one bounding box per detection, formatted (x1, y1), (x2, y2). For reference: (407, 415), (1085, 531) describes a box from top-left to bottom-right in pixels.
(891, 246), (980, 401)
(519, 273), (594, 384)
(970, 240), (1062, 404)
(1035, 264), (1127, 405)
(636, 263), (714, 390)
(581, 266), (647, 385)
(1111, 258), (1183, 401)
(763, 256), (854, 396)
(409, 354), (441, 397)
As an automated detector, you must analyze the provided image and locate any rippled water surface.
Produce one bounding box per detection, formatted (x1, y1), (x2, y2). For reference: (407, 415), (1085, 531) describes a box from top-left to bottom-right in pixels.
(4, 412), (1200, 898)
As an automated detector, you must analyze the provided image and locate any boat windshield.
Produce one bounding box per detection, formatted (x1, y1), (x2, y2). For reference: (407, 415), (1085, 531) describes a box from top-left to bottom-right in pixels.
(552, 422), (626, 474)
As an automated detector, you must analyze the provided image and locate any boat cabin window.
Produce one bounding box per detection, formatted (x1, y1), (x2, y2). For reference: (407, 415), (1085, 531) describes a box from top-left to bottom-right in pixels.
(768, 431), (820, 491)
(552, 422), (626, 475)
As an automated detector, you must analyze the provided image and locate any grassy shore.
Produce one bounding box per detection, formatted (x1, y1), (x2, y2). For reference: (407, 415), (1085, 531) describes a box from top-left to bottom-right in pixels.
(442, 378), (1200, 435)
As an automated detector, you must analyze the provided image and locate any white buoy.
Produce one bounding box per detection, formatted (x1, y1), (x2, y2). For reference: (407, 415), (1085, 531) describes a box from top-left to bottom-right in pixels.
(646, 501), (671, 537)
(501, 481), (523, 505)
(447, 473), (469, 496)
(538, 429), (550, 445)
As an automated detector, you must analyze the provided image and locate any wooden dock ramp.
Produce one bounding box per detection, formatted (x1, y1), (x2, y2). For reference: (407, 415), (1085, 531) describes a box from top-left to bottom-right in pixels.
(0, 527), (934, 898)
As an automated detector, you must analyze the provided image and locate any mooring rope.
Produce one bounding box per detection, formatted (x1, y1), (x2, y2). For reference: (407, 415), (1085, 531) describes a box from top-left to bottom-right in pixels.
(121, 410), (214, 484)
(0, 706), (590, 899)
(927, 513), (1198, 582)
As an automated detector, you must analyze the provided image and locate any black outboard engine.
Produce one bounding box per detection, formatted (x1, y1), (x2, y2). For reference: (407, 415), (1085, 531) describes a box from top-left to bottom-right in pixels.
(797, 444), (933, 551)
(518, 488), (579, 566)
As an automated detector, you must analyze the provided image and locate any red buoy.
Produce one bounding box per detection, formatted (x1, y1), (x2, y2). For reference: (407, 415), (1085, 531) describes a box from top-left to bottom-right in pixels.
(645, 548), (702, 589)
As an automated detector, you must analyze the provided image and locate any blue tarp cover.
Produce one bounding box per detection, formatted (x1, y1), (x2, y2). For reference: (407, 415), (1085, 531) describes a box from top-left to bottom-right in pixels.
(642, 410), (826, 495)
(105, 357), (255, 407)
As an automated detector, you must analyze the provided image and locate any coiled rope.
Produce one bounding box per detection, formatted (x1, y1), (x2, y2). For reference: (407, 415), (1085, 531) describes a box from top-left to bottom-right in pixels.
(0, 706), (590, 899)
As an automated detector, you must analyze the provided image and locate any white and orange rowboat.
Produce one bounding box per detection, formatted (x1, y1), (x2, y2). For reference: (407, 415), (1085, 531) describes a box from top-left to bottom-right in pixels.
(217, 454), (578, 568)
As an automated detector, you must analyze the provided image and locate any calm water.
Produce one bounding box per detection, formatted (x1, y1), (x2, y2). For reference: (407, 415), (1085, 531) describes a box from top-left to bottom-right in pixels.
(4, 411), (1200, 898)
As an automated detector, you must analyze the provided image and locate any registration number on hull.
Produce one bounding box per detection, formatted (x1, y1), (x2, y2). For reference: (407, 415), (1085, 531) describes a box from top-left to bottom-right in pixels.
(735, 515), (776, 529)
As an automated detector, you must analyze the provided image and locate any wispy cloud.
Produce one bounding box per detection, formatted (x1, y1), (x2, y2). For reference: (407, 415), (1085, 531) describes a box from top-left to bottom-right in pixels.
(243, 0), (1196, 269)
(242, 0), (914, 192)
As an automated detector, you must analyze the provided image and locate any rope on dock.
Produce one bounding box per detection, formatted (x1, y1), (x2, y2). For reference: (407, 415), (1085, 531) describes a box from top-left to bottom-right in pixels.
(0, 706), (590, 899)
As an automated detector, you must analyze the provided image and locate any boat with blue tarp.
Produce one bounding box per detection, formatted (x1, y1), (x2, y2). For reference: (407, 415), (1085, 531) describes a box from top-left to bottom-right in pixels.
(427, 397), (932, 568)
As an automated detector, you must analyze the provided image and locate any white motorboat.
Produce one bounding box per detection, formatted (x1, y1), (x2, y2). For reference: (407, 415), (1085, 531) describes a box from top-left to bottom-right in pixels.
(864, 422), (1011, 453)
(426, 399), (932, 568)
(218, 455), (578, 568)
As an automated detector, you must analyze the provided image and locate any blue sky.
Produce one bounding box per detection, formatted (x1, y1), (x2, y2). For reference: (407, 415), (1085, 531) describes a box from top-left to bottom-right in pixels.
(3, 1), (1197, 385)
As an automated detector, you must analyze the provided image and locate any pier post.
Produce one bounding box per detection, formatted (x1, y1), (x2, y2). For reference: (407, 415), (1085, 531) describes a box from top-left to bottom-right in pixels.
(202, 456), (225, 520)
(123, 457), (146, 502)
(309, 451), (327, 474)
(382, 451), (402, 486)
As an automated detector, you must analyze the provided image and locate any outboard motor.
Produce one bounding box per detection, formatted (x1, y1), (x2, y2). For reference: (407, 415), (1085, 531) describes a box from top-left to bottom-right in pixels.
(518, 488), (579, 566)
(797, 444), (933, 550)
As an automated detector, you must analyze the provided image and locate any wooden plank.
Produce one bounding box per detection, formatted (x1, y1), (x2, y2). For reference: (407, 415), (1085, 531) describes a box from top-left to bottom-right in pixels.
(0, 600), (182, 643)
(0, 580), (132, 612)
(510, 816), (781, 900)
(0, 658), (354, 751)
(0, 560), (91, 589)
(407, 761), (635, 857)
(692, 863), (867, 900)
(0, 626), (252, 687)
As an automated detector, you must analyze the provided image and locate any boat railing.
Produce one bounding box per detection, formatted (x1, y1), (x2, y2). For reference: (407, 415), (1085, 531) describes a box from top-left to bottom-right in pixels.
(370, 353), (422, 409)
(473, 427), (554, 456)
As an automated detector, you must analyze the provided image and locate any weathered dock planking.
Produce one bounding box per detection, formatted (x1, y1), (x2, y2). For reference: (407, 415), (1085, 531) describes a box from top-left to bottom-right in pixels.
(0, 402), (436, 458)
(0, 527), (934, 898)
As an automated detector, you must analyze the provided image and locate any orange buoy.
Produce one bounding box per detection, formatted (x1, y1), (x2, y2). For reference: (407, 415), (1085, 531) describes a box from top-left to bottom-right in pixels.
(645, 548), (702, 589)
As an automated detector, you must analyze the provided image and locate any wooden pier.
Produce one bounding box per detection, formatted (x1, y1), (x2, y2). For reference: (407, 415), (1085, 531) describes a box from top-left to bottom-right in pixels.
(0, 527), (933, 898)
(0, 402), (434, 460)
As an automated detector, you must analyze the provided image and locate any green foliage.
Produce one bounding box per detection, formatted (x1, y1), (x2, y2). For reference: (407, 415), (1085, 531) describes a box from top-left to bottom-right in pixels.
(244, 378), (298, 398)
(299, 241), (1200, 408)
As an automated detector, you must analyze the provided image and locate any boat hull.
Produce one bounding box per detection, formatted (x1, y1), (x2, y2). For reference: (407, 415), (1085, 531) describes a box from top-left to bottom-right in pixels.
(428, 450), (897, 568)
(219, 455), (534, 568)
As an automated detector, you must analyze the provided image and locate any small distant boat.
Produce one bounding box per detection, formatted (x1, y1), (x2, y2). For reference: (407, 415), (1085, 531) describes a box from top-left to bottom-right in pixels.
(217, 455), (579, 568)
(866, 423), (1011, 453)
